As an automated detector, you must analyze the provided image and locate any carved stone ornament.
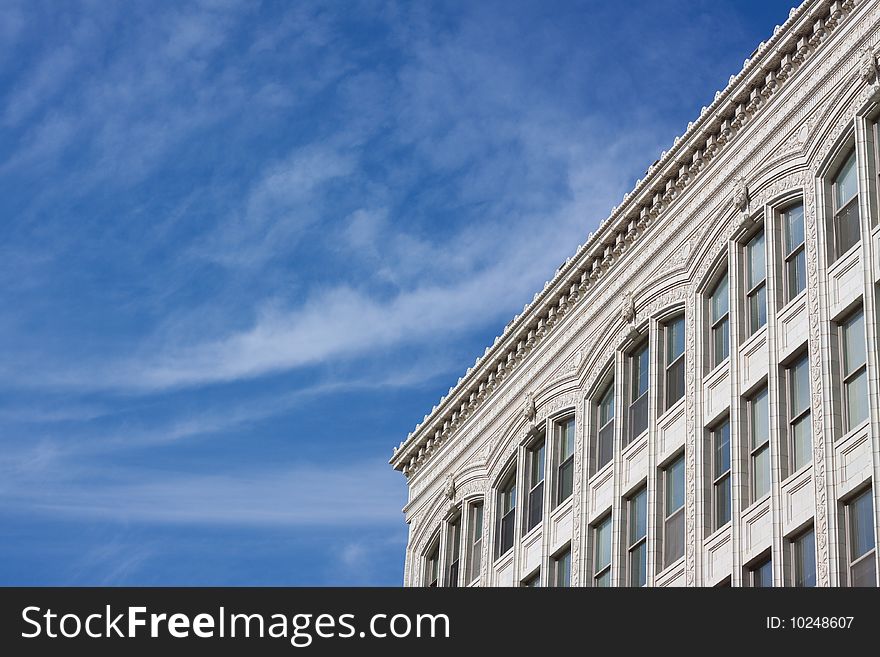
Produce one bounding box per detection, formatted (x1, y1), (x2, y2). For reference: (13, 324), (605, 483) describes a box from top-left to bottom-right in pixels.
(443, 475), (456, 501)
(521, 392), (537, 424)
(619, 291), (635, 323)
(859, 46), (879, 86)
(732, 176), (749, 212)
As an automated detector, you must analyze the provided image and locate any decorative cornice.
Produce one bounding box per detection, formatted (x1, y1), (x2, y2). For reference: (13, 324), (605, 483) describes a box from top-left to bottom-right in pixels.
(391, 0), (857, 477)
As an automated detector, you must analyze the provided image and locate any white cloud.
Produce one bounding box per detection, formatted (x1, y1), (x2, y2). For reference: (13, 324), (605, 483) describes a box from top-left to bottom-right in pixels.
(0, 458), (406, 527)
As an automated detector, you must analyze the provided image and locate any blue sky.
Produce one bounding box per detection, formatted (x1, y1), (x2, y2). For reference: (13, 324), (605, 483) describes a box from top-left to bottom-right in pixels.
(0, 0), (797, 585)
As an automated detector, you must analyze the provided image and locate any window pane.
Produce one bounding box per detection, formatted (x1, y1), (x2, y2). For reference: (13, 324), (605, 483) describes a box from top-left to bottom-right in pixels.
(529, 443), (545, 488)
(558, 457), (573, 503)
(749, 284), (766, 334)
(713, 318), (729, 366)
(714, 421), (730, 477)
(664, 509), (684, 566)
(791, 356), (810, 415)
(835, 151), (858, 206)
(835, 199), (860, 256)
(666, 456), (685, 513)
(850, 490), (876, 561)
(527, 481), (543, 531)
(715, 474), (731, 529)
(753, 445), (770, 500)
(594, 570), (611, 588)
(555, 551), (571, 587)
(558, 418), (575, 460)
(629, 393), (648, 441)
(752, 558), (773, 587)
(667, 317), (685, 361)
(747, 231), (765, 288)
(629, 542), (647, 587)
(846, 369), (869, 430)
(711, 275), (729, 323)
(851, 553), (877, 587)
(629, 488), (647, 544)
(791, 414), (812, 471)
(843, 311), (866, 375)
(472, 504), (483, 540)
(794, 529), (816, 587)
(502, 479), (516, 513)
(632, 344), (649, 398)
(750, 388), (769, 449)
(596, 516), (612, 571)
(666, 356), (685, 408)
(599, 385), (615, 424)
(784, 203), (804, 254)
(597, 420), (614, 470)
(787, 249), (806, 300)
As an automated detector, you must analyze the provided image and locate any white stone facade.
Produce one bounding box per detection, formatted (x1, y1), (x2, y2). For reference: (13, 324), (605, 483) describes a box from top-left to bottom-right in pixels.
(390, 0), (880, 587)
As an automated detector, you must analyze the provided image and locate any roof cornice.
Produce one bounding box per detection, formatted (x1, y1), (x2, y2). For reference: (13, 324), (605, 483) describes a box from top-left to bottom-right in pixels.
(391, 0), (856, 476)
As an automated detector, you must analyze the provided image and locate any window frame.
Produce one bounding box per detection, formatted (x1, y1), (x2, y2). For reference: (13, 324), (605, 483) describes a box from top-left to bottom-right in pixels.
(524, 434), (545, 534)
(555, 416), (575, 506)
(844, 488), (877, 587)
(552, 547), (572, 588)
(663, 314), (686, 410)
(785, 353), (812, 473)
(781, 201), (806, 303)
(466, 501), (484, 584)
(627, 486), (648, 587)
(595, 379), (615, 472)
(445, 512), (462, 587)
(495, 469), (517, 559)
(747, 386), (771, 503)
(708, 271), (730, 368)
(744, 228), (767, 337)
(662, 454), (685, 568)
(593, 515), (612, 587)
(424, 535), (440, 588)
(831, 149), (860, 261)
(627, 340), (649, 445)
(839, 307), (868, 434)
(749, 554), (773, 588)
(711, 418), (731, 531)
(790, 525), (816, 588)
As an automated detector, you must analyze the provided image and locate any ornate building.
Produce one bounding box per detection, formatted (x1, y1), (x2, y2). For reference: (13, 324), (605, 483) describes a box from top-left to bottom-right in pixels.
(390, 0), (880, 587)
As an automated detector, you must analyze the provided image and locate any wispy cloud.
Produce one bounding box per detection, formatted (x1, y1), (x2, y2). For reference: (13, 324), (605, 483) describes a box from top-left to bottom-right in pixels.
(0, 458), (405, 528)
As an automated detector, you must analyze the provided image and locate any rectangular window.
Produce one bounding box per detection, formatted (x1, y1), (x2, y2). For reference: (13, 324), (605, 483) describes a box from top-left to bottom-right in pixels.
(709, 273), (730, 367)
(846, 489), (876, 587)
(553, 548), (571, 588)
(791, 526), (816, 587)
(712, 419), (731, 530)
(782, 202), (806, 302)
(832, 150), (860, 260)
(664, 315), (685, 409)
(593, 516), (612, 586)
(496, 474), (516, 558)
(555, 417), (575, 505)
(521, 571), (540, 587)
(748, 387), (770, 502)
(525, 438), (545, 533)
(445, 515), (461, 587)
(596, 382), (615, 471)
(627, 487), (647, 587)
(628, 342), (649, 443)
(749, 555), (773, 587)
(663, 455), (685, 568)
(746, 230), (767, 336)
(425, 540), (440, 587)
(467, 502), (483, 583)
(786, 355), (811, 472)
(841, 309), (868, 433)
